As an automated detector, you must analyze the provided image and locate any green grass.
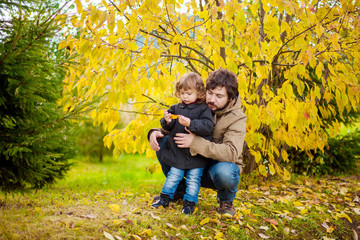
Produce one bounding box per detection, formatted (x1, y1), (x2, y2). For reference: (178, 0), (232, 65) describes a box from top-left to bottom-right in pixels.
(0, 154), (359, 239)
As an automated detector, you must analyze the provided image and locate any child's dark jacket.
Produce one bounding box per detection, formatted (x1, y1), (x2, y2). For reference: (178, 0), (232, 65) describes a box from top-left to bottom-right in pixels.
(160, 102), (214, 170)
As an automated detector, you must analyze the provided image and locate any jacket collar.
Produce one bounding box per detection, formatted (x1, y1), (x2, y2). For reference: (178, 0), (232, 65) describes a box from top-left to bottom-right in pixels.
(178, 102), (201, 109)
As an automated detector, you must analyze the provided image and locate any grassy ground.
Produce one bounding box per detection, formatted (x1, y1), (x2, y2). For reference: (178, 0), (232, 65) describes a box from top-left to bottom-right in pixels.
(0, 154), (359, 240)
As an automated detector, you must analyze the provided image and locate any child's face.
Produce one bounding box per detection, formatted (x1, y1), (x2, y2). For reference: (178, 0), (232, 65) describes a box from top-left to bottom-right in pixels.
(180, 88), (197, 104)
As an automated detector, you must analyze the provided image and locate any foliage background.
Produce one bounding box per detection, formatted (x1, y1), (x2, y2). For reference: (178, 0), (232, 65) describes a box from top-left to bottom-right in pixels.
(58, 0), (360, 177)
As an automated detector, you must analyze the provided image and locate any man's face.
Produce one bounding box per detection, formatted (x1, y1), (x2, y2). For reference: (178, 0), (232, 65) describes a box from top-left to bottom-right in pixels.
(205, 86), (229, 112)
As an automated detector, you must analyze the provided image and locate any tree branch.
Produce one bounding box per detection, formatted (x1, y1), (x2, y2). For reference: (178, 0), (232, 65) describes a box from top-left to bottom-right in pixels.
(141, 94), (170, 108)
(162, 54), (214, 70)
(273, 0), (339, 63)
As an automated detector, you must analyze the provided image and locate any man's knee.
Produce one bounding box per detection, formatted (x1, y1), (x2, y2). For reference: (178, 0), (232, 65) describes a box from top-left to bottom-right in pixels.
(211, 162), (240, 189)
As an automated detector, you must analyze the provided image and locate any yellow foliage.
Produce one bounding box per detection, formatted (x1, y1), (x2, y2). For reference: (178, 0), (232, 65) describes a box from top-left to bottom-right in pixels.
(59, 0), (360, 178)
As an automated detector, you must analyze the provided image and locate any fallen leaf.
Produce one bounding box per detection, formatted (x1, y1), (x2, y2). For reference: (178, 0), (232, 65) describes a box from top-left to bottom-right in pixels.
(104, 231), (115, 240)
(125, 219), (134, 225)
(163, 230), (169, 237)
(339, 187), (348, 195)
(327, 226), (335, 233)
(246, 223), (255, 232)
(80, 214), (97, 219)
(180, 225), (189, 231)
(131, 235), (141, 240)
(210, 219), (221, 225)
(200, 218), (210, 225)
(336, 212), (352, 223)
(214, 232), (223, 239)
(352, 208), (360, 215)
(321, 221), (330, 229)
(263, 218), (278, 225)
(292, 201), (303, 207)
(258, 233), (270, 239)
(271, 223), (278, 231)
(231, 226), (240, 232)
(283, 227), (290, 235)
(113, 220), (122, 225)
(354, 196), (359, 203)
(165, 222), (176, 230)
(139, 229), (152, 237)
(69, 221), (75, 228)
(259, 226), (269, 231)
(222, 213), (234, 218)
(353, 229), (358, 240)
(109, 204), (120, 213)
(299, 208), (309, 215)
(115, 235), (122, 240)
(150, 213), (161, 220)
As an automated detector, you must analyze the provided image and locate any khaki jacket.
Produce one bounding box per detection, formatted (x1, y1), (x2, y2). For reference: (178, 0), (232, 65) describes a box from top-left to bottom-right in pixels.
(189, 97), (247, 171)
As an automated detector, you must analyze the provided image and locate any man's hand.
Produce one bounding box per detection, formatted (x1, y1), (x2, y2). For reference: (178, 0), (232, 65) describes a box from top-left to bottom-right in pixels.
(174, 128), (195, 148)
(178, 115), (191, 127)
(149, 130), (164, 151)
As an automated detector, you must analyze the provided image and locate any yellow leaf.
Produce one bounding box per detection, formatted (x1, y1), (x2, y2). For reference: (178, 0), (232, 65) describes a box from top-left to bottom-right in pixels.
(112, 220), (122, 225)
(222, 213), (234, 218)
(109, 204), (120, 212)
(246, 223), (255, 232)
(58, 40), (67, 50)
(337, 212), (352, 223)
(271, 223), (278, 231)
(282, 168), (291, 181)
(214, 232), (224, 239)
(131, 235), (141, 240)
(268, 163), (275, 175)
(165, 222), (177, 230)
(292, 201), (303, 207)
(200, 217), (210, 225)
(74, 0), (83, 14)
(300, 208), (308, 215)
(259, 164), (267, 177)
(139, 229), (152, 237)
(327, 226), (335, 233)
(180, 225), (189, 231)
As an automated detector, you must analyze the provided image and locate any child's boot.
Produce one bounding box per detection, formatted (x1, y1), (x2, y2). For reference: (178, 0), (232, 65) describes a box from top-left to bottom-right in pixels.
(181, 200), (196, 215)
(151, 193), (170, 208)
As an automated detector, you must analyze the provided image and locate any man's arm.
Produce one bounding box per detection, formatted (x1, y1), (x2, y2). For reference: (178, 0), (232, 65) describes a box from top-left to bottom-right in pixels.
(175, 113), (246, 163)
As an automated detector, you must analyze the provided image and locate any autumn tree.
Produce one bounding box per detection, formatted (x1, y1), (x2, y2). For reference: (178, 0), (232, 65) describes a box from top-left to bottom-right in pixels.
(0, 0), (87, 193)
(59, 0), (360, 178)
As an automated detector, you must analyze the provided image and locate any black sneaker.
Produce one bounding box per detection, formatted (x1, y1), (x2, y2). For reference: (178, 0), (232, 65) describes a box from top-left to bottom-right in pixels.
(181, 200), (196, 215)
(153, 192), (185, 202)
(151, 193), (170, 208)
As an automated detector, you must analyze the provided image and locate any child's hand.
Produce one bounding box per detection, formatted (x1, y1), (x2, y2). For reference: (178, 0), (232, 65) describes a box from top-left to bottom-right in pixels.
(178, 115), (191, 127)
(164, 110), (172, 124)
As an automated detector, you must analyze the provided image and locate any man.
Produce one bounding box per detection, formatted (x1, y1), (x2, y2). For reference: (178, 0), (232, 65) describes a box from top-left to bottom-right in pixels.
(149, 68), (247, 216)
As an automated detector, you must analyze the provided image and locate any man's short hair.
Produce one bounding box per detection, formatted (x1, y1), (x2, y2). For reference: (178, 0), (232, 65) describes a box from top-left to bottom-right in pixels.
(206, 68), (239, 100)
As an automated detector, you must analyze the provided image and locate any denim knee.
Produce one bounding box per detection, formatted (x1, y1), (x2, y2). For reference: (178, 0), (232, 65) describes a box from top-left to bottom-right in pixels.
(209, 162), (240, 201)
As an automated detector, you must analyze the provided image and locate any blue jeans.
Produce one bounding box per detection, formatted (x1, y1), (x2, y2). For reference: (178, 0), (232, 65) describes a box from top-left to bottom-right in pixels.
(162, 167), (203, 204)
(156, 136), (240, 202)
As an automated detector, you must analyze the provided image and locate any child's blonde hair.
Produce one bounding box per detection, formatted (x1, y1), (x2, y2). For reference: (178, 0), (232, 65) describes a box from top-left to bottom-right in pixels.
(175, 72), (205, 102)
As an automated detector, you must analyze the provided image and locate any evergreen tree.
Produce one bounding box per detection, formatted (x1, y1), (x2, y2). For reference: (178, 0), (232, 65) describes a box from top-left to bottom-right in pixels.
(0, 0), (79, 193)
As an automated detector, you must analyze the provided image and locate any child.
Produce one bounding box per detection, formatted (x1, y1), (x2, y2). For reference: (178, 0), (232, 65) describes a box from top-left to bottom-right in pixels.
(151, 72), (214, 215)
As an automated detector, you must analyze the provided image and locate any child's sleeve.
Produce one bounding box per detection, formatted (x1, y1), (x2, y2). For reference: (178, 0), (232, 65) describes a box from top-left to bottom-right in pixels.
(188, 106), (214, 137)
